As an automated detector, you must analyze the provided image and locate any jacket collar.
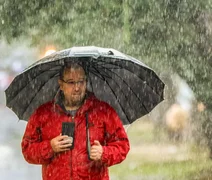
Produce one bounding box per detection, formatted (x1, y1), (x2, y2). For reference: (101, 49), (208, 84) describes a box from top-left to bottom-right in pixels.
(53, 90), (96, 116)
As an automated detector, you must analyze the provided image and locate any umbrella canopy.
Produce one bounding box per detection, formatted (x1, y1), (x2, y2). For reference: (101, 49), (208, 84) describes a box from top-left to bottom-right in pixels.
(5, 46), (165, 125)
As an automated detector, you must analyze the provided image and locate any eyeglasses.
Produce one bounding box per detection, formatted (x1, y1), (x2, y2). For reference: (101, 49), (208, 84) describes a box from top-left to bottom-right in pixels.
(61, 79), (86, 87)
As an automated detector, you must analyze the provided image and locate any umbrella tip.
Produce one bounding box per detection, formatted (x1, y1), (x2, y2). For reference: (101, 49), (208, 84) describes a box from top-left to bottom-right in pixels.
(108, 50), (114, 55)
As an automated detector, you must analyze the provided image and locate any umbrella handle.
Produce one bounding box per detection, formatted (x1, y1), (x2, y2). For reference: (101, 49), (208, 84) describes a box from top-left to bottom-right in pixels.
(86, 112), (92, 160)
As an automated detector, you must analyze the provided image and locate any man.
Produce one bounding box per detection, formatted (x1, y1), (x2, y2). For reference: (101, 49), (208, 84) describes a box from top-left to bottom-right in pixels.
(21, 62), (130, 180)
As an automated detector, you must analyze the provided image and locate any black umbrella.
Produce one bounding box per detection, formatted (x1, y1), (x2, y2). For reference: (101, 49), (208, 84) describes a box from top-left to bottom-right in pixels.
(5, 46), (165, 125)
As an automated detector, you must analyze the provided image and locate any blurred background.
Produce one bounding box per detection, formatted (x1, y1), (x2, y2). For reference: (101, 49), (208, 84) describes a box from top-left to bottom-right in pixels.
(1, 1), (212, 179)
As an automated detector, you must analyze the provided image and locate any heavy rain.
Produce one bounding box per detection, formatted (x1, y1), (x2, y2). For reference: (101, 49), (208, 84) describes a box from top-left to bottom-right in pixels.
(0, 1), (212, 180)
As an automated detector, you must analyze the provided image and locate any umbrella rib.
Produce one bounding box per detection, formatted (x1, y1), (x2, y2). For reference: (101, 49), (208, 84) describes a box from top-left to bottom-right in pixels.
(87, 74), (94, 92)
(7, 67), (60, 102)
(94, 63), (149, 113)
(95, 58), (163, 97)
(92, 66), (131, 122)
(25, 73), (58, 110)
(89, 70), (105, 80)
(88, 63), (112, 80)
(14, 73), (58, 116)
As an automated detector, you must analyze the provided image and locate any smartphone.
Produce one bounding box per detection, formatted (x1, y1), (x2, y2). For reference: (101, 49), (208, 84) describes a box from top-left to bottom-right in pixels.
(62, 122), (75, 149)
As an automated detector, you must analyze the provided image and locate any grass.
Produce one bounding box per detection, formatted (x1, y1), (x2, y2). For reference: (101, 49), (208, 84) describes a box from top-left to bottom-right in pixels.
(109, 119), (212, 180)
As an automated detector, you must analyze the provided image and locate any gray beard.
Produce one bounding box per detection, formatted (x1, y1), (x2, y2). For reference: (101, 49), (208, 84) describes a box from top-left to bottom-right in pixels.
(65, 95), (86, 108)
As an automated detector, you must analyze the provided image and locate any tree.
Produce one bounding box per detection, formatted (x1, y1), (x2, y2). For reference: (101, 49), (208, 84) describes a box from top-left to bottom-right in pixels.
(128, 0), (212, 109)
(0, 0), (124, 49)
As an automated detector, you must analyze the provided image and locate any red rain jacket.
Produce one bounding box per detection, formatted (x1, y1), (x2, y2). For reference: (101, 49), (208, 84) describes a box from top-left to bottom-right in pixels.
(21, 93), (130, 180)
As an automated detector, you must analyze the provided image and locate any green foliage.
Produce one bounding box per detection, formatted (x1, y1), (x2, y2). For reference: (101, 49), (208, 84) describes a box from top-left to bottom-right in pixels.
(128, 0), (212, 109)
(0, 0), (124, 48)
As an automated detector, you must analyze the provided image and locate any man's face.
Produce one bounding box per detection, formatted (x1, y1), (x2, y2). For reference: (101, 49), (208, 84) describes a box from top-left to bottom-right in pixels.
(59, 67), (87, 107)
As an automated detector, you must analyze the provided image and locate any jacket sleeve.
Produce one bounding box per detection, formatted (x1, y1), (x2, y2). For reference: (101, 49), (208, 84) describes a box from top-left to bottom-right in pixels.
(101, 105), (130, 166)
(21, 108), (54, 165)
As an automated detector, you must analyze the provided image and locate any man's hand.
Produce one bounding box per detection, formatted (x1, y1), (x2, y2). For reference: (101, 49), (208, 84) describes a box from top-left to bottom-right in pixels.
(50, 135), (72, 153)
(90, 140), (103, 161)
